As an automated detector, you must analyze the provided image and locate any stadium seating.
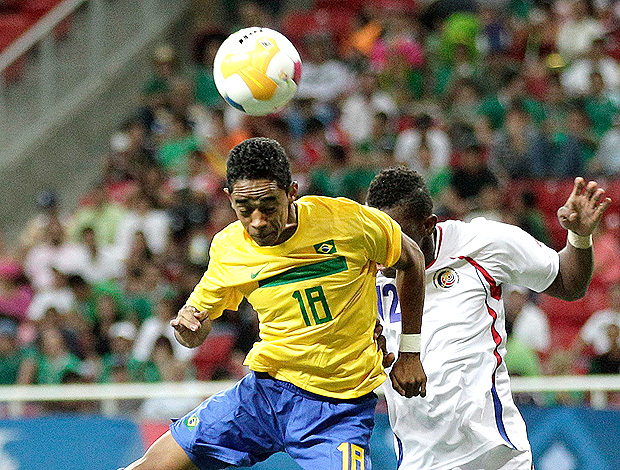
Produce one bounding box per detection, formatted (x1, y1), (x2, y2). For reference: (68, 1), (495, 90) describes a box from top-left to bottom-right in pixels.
(192, 329), (237, 380)
(539, 288), (608, 350)
(280, 7), (355, 52)
(0, 13), (35, 82)
(0, 0), (69, 82)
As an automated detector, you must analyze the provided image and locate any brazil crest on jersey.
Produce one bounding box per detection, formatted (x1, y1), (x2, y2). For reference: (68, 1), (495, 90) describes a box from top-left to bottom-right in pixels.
(187, 196), (402, 399)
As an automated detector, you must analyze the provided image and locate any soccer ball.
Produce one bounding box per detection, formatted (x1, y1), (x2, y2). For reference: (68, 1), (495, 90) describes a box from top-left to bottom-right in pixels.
(213, 27), (302, 116)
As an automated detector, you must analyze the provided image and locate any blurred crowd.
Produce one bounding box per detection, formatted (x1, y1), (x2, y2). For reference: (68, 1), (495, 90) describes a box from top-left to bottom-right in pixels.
(2, 0), (620, 414)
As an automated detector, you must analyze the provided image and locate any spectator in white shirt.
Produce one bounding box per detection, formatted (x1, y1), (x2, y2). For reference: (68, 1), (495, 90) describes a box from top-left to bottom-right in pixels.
(575, 282), (620, 356)
(504, 285), (551, 354)
(393, 113), (451, 179)
(24, 220), (90, 291)
(561, 38), (620, 96)
(340, 72), (397, 145)
(133, 296), (194, 363)
(79, 227), (125, 284)
(26, 269), (74, 321)
(19, 190), (70, 257)
(556, 0), (605, 62)
(295, 33), (352, 104)
(115, 189), (171, 258)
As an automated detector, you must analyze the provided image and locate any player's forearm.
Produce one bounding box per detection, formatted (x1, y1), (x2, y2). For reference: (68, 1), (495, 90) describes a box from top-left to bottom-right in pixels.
(393, 234), (426, 334)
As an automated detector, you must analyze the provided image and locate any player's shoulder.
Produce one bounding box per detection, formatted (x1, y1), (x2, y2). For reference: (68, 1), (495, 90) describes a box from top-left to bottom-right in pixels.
(444, 217), (522, 239)
(437, 217), (529, 256)
(297, 195), (369, 221)
(211, 220), (245, 247)
(297, 195), (362, 211)
(468, 216), (511, 230)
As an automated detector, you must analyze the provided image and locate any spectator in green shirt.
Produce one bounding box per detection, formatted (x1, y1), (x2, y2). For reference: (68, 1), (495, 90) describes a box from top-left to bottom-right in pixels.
(66, 274), (128, 326)
(156, 113), (199, 178)
(0, 319), (27, 385)
(142, 45), (177, 99)
(584, 71), (619, 140)
(479, 70), (546, 130)
(307, 145), (376, 202)
(99, 321), (159, 383)
(35, 327), (82, 384)
(69, 185), (127, 246)
(193, 31), (227, 108)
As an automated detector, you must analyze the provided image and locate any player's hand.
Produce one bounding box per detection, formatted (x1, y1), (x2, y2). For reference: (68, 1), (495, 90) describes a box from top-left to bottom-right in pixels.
(374, 320), (395, 368)
(170, 304), (212, 348)
(390, 352), (427, 398)
(557, 177), (612, 236)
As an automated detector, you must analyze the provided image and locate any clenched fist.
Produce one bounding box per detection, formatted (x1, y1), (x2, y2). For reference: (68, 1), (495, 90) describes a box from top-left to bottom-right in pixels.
(170, 304), (212, 348)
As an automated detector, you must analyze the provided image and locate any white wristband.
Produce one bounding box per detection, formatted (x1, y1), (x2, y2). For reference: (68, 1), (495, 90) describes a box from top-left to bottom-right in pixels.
(399, 333), (421, 353)
(567, 230), (592, 249)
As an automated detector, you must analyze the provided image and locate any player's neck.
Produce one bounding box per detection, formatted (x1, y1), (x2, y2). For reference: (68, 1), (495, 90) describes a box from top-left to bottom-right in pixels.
(275, 202), (298, 244)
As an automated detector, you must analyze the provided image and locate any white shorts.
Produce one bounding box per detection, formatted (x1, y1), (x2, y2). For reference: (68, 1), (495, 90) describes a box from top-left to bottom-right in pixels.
(451, 446), (533, 470)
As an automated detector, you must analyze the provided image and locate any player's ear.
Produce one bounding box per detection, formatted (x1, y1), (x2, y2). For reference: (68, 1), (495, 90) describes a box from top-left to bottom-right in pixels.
(224, 187), (234, 208)
(287, 182), (298, 201)
(423, 214), (438, 237)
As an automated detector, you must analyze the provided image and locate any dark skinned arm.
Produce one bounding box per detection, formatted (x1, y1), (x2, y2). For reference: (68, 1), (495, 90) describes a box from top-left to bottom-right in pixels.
(388, 232), (427, 398)
(544, 177), (612, 301)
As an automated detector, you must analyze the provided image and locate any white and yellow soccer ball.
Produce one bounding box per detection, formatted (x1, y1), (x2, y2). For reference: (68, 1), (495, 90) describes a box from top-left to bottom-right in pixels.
(213, 27), (302, 116)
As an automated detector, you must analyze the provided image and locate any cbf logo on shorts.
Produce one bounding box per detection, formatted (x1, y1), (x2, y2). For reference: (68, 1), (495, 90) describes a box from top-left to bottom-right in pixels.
(185, 415), (199, 430)
(433, 268), (459, 289)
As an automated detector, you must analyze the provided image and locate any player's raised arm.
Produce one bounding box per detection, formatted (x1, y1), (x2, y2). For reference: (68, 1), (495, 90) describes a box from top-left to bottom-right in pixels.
(544, 177), (612, 301)
(389, 232), (427, 398)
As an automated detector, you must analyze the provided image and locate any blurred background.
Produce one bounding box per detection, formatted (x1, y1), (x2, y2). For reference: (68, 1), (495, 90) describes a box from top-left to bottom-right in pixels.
(1, 0), (620, 469)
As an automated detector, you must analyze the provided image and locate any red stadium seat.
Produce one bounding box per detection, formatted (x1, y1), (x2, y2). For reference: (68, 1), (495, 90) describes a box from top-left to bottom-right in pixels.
(549, 323), (581, 351)
(0, 13), (33, 48)
(192, 330), (236, 380)
(18, 0), (71, 39)
(20, 0), (63, 16)
(540, 288), (607, 324)
(314, 0), (365, 9)
(314, 0), (416, 10)
(539, 287), (607, 350)
(281, 7), (355, 52)
(0, 13), (35, 83)
(532, 179), (574, 216)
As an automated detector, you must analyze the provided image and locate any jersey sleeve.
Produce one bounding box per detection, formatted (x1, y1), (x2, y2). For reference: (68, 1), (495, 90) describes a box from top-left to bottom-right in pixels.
(473, 218), (559, 292)
(186, 237), (244, 320)
(358, 204), (402, 267)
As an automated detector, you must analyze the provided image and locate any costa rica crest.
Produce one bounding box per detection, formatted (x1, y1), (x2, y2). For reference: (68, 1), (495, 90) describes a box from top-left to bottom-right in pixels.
(433, 267), (459, 289)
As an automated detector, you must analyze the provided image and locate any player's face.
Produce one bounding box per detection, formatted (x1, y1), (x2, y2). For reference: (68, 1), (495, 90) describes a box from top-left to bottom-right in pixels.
(382, 205), (423, 243)
(383, 204), (437, 264)
(227, 179), (298, 246)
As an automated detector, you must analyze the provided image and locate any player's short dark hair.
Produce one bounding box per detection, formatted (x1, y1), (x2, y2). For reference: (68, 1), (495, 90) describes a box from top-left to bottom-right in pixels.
(367, 167), (433, 219)
(226, 137), (292, 190)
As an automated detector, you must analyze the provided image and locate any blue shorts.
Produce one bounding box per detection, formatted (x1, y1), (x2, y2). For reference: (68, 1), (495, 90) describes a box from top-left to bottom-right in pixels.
(169, 371), (377, 470)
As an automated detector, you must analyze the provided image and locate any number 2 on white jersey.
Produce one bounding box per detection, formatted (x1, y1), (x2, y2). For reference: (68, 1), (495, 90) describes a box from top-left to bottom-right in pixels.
(337, 442), (364, 470)
(377, 283), (401, 323)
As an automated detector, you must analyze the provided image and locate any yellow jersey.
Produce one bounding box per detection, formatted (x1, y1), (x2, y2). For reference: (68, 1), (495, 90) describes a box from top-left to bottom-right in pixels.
(187, 196), (402, 398)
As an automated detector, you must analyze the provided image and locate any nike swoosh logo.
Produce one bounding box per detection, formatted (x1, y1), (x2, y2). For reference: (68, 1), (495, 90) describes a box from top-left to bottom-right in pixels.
(251, 265), (268, 279)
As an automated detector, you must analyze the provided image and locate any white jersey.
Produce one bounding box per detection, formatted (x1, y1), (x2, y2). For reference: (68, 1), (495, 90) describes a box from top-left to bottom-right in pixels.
(377, 218), (559, 469)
